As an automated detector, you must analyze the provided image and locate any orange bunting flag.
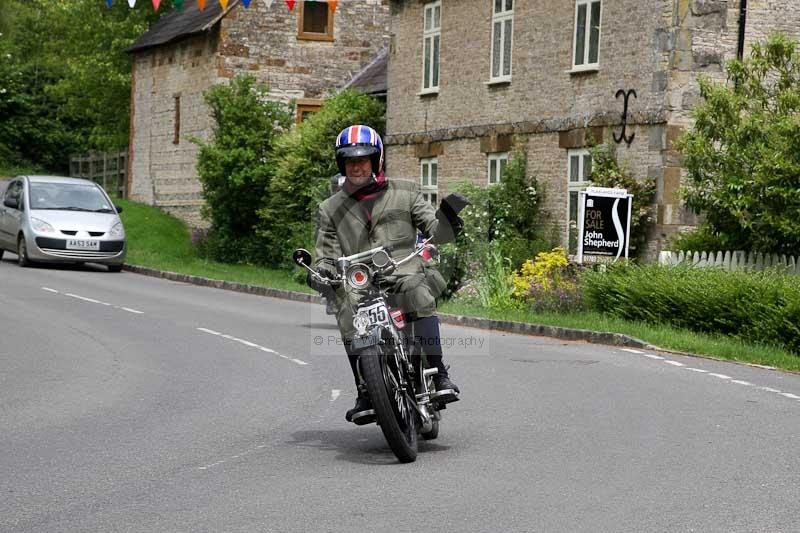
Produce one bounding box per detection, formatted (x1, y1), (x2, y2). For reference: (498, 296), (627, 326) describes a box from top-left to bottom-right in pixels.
(197, 0), (206, 9)
(219, 0), (229, 9)
(286, 0), (296, 11)
(152, 0), (160, 10)
(328, 0), (337, 13)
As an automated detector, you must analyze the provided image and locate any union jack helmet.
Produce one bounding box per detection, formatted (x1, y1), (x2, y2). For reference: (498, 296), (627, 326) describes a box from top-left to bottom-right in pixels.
(335, 124), (384, 176)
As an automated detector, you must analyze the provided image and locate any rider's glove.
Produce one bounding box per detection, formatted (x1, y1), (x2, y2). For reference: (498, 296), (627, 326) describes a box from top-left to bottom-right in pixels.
(432, 193), (470, 245)
(307, 260), (337, 295)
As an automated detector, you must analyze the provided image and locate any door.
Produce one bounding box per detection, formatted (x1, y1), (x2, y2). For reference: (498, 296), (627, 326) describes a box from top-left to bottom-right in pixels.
(0, 180), (21, 249)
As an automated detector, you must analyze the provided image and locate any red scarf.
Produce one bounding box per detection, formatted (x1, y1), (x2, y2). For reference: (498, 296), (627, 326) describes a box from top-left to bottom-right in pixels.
(343, 172), (388, 223)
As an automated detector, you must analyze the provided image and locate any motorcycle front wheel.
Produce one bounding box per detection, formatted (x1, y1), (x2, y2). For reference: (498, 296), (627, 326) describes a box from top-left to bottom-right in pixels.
(360, 345), (418, 463)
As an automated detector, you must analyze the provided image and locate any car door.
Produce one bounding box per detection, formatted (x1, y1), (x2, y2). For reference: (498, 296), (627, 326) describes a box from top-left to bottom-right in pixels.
(0, 179), (21, 249)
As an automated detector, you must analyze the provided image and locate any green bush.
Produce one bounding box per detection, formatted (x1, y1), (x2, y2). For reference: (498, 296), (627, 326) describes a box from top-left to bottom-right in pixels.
(191, 75), (293, 264)
(438, 146), (552, 297)
(668, 225), (729, 252)
(582, 263), (800, 354)
(257, 90), (385, 267)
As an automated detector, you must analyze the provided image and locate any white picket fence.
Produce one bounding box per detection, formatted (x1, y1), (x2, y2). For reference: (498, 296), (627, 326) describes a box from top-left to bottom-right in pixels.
(659, 250), (800, 275)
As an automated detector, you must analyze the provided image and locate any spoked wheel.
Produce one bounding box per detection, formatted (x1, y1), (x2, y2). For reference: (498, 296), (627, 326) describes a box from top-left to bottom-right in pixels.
(360, 344), (418, 463)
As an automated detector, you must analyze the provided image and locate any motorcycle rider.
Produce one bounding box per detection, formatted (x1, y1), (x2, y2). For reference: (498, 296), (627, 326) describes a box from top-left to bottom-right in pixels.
(310, 124), (467, 424)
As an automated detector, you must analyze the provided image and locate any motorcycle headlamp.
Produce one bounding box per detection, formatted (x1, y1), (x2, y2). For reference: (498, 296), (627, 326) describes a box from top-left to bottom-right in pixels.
(346, 263), (372, 289)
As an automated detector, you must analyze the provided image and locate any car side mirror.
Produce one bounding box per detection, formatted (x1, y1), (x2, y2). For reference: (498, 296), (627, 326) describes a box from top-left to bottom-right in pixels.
(3, 197), (18, 209)
(114, 204), (123, 214)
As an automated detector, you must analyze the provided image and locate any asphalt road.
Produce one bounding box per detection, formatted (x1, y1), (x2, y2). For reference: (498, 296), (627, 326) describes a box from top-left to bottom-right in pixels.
(1, 256), (799, 532)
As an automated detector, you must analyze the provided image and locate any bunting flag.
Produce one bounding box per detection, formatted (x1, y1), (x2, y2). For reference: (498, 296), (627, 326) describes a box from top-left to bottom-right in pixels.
(152, 0), (161, 10)
(241, 0), (251, 7)
(197, 0), (206, 9)
(174, 0), (184, 10)
(285, 0), (296, 11)
(127, 0), (136, 7)
(264, 0), (274, 7)
(219, 0), (229, 9)
(328, 0), (337, 13)
(106, 0), (113, 7)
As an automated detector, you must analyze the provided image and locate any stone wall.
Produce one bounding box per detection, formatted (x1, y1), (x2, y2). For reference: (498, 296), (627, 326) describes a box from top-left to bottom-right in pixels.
(129, 1), (390, 228)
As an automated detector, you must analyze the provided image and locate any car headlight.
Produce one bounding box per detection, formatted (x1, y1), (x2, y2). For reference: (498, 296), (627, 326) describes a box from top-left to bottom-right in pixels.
(30, 217), (56, 234)
(110, 222), (124, 237)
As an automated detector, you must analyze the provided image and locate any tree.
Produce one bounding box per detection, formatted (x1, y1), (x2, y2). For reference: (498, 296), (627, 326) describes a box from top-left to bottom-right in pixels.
(257, 90), (386, 266)
(678, 33), (800, 255)
(191, 75), (293, 264)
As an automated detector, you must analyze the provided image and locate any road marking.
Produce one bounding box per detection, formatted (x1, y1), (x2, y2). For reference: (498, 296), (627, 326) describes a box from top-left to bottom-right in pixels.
(331, 389), (341, 402)
(621, 348), (644, 354)
(196, 327), (307, 366)
(708, 373), (732, 380)
(685, 368), (708, 373)
(643, 354), (665, 360)
(665, 360), (685, 367)
(731, 380), (753, 386)
(759, 386), (781, 393)
(780, 393), (800, 400)
(66, 293), (102, 304)
(43, 288), (145, 315)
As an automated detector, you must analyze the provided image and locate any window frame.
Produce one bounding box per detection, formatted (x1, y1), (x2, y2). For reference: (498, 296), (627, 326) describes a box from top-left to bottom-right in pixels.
(571, 0), (602, 71)
(295, 98), (323, 124)
(489, 0), (514, 83)
(421, 1), (442, 94)
(297, 0), (335, 42)
(487, 152), (509, 186)
(420, 157), (439, 206)
(567, 148), (593, 252)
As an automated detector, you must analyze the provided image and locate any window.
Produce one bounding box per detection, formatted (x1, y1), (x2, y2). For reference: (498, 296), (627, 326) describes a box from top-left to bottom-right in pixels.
(298, 1), (334, 41)
(490, 0), (513, 81)
(173, 95), (181, 145)
(420, 158), (438, 206)
(487, 152), (508, 185)
(295, 98), (323, 124)
(572, 0), (601, 70)
(422, 1), (441, 92)
(567, 149), (593, 253)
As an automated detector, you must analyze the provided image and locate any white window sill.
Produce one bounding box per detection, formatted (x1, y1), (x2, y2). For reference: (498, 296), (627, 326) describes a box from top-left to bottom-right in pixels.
(417, 88), (440, 97)
(485, 77), (512, 86)
(567, 65), (600, 75)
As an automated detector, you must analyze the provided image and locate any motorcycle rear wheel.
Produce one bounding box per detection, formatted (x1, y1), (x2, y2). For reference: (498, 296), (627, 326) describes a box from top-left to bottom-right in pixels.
(360, 345), (418, 463)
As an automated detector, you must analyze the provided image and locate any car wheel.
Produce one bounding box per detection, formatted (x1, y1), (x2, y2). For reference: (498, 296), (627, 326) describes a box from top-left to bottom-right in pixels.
(108, 264), (123, 273)
(17, 236), (32, 267)
(0, 249), (4, 261)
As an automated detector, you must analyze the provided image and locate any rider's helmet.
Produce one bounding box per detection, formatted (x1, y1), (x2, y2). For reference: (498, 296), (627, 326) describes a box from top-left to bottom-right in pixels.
(335, 125), (384, 177)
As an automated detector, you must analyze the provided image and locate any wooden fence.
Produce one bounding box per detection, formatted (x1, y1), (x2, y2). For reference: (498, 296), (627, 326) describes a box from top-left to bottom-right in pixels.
(69, 150), (127, 199)
(659, 250), (800, 275)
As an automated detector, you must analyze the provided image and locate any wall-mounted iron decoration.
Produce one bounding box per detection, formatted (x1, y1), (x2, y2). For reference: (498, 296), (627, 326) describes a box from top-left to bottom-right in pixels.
(613, 89), (637, 146)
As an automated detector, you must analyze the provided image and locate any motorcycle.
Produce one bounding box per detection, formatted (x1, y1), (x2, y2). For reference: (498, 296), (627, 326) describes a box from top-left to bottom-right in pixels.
(293, 238), (457, 463)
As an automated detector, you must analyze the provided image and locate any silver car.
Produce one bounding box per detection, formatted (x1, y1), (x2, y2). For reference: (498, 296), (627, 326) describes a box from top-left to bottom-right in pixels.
(0, 176), (126, 271)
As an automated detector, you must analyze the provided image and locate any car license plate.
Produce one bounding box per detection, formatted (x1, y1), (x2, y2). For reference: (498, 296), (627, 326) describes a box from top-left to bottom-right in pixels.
(66, 239), (100, 251)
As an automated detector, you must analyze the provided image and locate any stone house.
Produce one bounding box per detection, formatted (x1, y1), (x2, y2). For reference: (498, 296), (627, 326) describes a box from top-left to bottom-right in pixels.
(127, 0), (389, 226)
(385, 0), (800, 256)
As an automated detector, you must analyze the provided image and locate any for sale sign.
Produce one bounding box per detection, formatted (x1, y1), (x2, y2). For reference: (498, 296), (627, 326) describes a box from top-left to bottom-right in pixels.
(577, 187), (632, 262)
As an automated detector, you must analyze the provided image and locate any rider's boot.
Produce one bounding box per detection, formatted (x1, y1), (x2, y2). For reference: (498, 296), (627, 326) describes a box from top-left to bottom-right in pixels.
(345, 346), (376, 425)
(345, 388), (375, 425)
(414, 316), (460, 404)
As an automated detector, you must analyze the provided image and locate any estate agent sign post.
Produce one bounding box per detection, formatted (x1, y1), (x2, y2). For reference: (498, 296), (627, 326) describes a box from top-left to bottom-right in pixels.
(577, 187), (632, 263)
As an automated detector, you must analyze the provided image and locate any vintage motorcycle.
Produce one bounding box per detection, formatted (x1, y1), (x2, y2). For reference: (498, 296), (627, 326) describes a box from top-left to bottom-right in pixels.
(293, 238), (457, 463)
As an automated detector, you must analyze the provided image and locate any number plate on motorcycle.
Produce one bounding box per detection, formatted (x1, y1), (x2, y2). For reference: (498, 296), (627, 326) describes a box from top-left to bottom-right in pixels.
(358, 302), (391, 327)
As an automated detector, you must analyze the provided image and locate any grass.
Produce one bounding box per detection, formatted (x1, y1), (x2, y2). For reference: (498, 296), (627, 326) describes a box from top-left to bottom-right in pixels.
(440, 300), (800, 373)
(115, 198), (313, 294)
(116, 198), (799, 373)
(0, 163), (46, 178)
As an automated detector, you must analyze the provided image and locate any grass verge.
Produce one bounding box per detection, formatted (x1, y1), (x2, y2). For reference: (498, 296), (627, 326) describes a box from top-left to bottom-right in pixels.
(116, 198), (313, 294)
(117, 198), (799, 373)
(440, 300), (800, 373)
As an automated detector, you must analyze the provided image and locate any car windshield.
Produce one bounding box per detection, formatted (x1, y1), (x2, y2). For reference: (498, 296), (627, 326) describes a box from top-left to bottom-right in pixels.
(29, 182), (114, 212)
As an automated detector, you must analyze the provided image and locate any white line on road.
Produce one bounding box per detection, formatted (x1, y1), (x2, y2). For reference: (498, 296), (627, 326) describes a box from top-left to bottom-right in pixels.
(708, 373), (732, 380)
(621, 348), (644, 354)
(780, 393), (800, 400)
(66, 293), (102, 304)
(331, 389), (341, 402)
(731, 380), (753, 386)
(196, 327), (307, 366)
(759, 386), (781, 393)
(643, 354), (665, 360)
(665, 360), (685, 367)
(120, 307), (144, 314)
(685, 368), (709, 373)
(43, 288), (145, 315)
(41, 287), (59, 293)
